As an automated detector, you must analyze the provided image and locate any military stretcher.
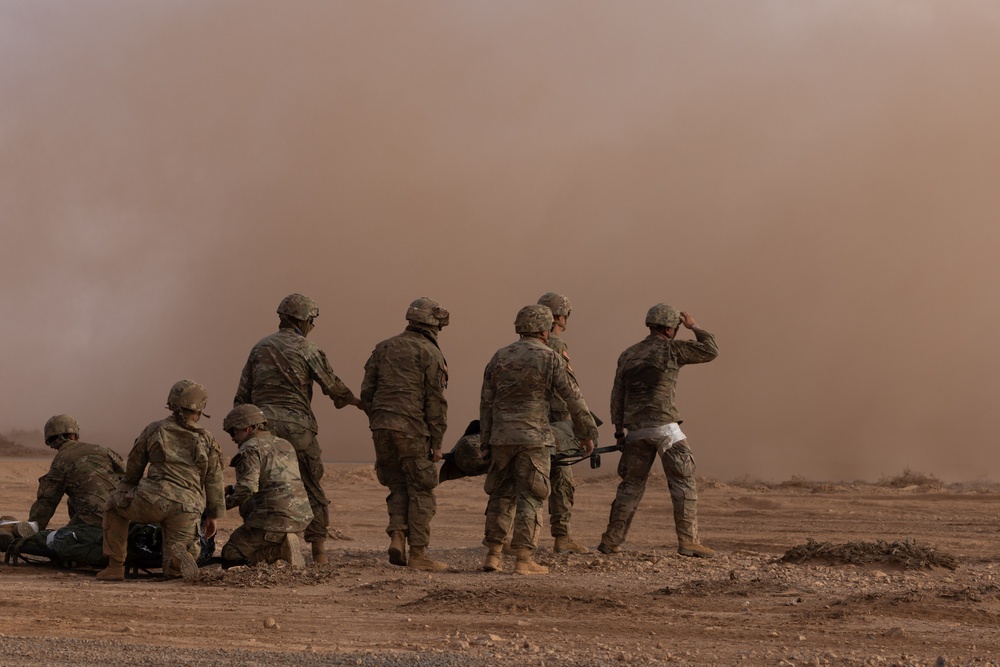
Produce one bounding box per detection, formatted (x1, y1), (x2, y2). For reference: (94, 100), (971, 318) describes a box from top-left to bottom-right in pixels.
(439, 417), (622, 482)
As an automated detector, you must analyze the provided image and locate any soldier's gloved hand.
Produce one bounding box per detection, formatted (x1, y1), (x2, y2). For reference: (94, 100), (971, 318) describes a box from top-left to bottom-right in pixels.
(480, 445), (491, 461)
(680, 311), (698, 330)
(431, 448), (442, 463)
(579, 439), (595, 456)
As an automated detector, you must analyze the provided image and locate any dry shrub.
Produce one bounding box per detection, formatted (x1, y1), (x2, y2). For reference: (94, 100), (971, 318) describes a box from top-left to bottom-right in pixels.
(876, 468), (943, 489)
(779, 537), (957, 570)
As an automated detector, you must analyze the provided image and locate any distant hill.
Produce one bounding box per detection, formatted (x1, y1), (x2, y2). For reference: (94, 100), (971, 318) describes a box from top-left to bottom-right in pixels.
(0, 432), (48, 457)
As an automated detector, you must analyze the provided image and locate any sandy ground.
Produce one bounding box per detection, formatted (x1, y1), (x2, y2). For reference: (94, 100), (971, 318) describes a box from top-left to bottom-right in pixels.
(2, 457), (999, 666)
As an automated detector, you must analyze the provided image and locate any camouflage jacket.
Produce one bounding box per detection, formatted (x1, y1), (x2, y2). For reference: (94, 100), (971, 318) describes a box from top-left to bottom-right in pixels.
(121, 416), (226, 518)
(360, 326), (448, 450)
(546, 334), (573, 423)
(610, 328), (719, 430)
(480, 337), (598, 449)
(226, 431), (312, 533)
(234, 328), (357, 433)
(29, 439), (125, 530)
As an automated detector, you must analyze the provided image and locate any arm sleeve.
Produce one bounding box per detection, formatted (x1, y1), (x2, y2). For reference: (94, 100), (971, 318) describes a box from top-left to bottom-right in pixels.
(479, 357), (497, 447)
(226, 449), (261, 510)
(109, 450), (126, 476)
(675, 328), (719, 366)
(203, 437), (227, 519)
(310, 349), (357, 408)
(552, 359), (599, 441)
(423, 354), (448, 451)
(359, 350), (378, 408)
(610, 351), (628, 427)
(28, 462), (65, 530)
(234, 358), (253, 407)
(122, 432), (151, 488)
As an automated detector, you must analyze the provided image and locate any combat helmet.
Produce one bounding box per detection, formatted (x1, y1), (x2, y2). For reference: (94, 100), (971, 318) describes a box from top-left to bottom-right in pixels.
(645, 303), (682, 329)
(514, 304), (554, 334)
(277, 293), (320, 321)
(43, 415), (80, 444)
(537, 292), (572, 318)
(223, 404), (267, 432)
(406, 297), (450, 328)
(167, 380), (209, 414)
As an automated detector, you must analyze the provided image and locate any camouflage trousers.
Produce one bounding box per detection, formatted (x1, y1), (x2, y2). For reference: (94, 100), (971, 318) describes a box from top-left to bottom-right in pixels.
(270, 420), (329, 544)
(103, 492), (199, 568)
(221, 524), (298, 565)
(548, 420), (585, 538)
(601, 437), (699, 548)
(484, 446), (550, 551)
(372, 429), (439, 548)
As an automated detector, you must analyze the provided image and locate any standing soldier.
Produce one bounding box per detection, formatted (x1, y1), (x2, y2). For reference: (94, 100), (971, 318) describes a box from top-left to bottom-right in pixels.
(360, 298), (450, 572)
(220, 404), (311, 568)
(234, 293), (364, 565)
(598, 304), (719, 558)
(29, 415), (125, 530)
(97, 380), (225, 581)
(537, 292), (590, 554)
(480, 305), (598, 575)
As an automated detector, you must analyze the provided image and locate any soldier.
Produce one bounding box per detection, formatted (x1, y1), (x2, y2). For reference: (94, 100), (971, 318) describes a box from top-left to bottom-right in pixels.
(360, 297), (450, 572)
(234, 293), (364, 565)
(97, 380), (225, 581)
(480, 305), (598, 575)
(29, 415), (125, 530)
(536, 292), (590, 554)
(220, 404), (311, 568)
(598, 305), (719, 558)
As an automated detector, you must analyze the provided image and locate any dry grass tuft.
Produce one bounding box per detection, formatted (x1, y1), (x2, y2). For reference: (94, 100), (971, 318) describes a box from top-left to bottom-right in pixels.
(779, 537), (958, 570)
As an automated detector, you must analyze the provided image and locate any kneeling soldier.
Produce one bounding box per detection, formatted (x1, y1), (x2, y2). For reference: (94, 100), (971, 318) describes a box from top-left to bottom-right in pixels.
(221, 404), (311, 568)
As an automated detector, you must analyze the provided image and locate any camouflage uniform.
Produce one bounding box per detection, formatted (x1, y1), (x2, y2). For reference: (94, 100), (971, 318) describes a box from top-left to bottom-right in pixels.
(234, 327), (357, 544)
(103, 416), (226, 567)
(360, 326), (447, 549)
(221, 430), (313, 564)
(545, 332), (583, 539)
(29, 438), (125, 530)
(601, 327), (719, 549)
(481, 337), (597, 551)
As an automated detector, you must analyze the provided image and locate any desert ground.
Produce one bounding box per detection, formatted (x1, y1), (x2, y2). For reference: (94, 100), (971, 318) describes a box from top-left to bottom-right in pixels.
(2, 455), (999, 667)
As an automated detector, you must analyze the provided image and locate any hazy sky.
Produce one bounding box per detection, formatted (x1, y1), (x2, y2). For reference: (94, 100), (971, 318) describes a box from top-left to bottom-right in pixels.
(2, 1), (998, 481)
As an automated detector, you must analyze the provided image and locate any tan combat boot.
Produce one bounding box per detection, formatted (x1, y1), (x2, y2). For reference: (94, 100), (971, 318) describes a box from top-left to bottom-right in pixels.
(168, 543), (200, 581)
(407, 546), (448, 572)
(311, 539), (328, 565)
(280, 533), (306, 568)
(553, 535), (589, 554)
(96, 558), (125, 582)
(514, 548), (548, 575)
(482, 544), (503, 572)
(677, 541), (715, 558)
(597, 541), (621, 555)
(388, 531), (407, 566)
(0, 520), (35, 550)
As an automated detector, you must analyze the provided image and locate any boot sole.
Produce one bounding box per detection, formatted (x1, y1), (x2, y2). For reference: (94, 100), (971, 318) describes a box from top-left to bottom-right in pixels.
(388, 546), (407, 566)
(168, 544), (200, 581)
(282, 533), (306, 568)
(677, 548), (715, 558)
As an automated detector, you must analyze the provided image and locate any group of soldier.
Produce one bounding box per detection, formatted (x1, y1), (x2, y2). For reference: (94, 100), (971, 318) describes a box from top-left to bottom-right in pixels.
(2, 291), (719, 580)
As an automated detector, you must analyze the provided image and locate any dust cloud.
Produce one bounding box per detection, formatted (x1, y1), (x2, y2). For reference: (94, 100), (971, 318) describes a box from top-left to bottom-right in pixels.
(2, 2), (998, 482)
